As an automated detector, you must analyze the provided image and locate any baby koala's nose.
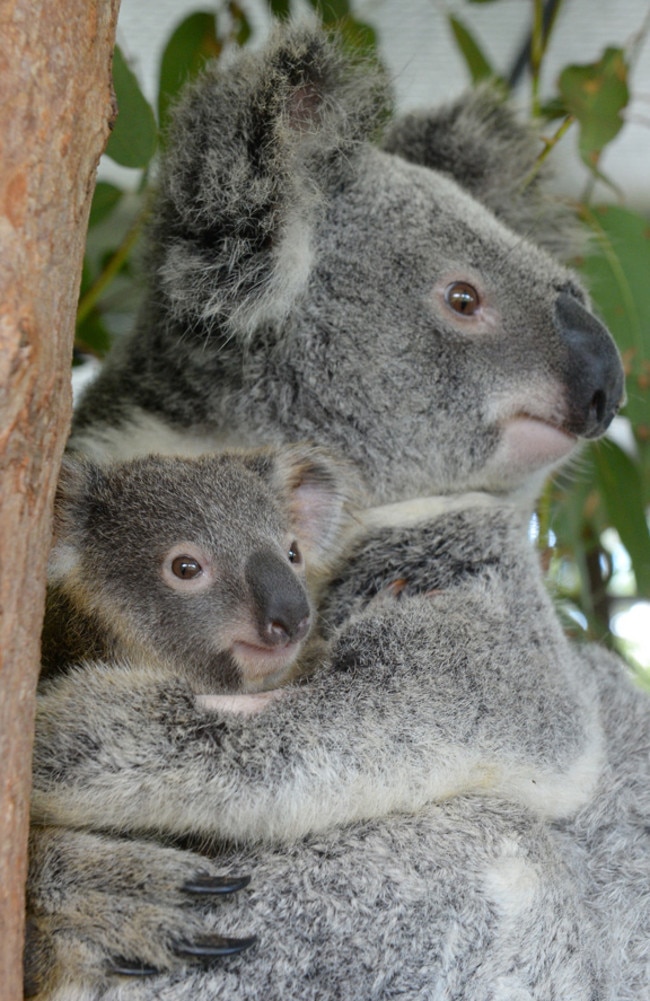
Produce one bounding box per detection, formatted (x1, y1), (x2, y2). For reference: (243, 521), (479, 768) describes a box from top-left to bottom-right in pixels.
(263, 609), (311, 647)
(246, 548), (312, 647)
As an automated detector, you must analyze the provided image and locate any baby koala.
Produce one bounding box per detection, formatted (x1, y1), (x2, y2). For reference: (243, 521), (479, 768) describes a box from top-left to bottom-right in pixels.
(42, 445), (352, 696)
(27, 444), (352, 995)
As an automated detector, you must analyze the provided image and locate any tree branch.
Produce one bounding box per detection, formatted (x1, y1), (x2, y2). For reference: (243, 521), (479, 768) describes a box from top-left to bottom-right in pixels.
(0, 1), (120, 995)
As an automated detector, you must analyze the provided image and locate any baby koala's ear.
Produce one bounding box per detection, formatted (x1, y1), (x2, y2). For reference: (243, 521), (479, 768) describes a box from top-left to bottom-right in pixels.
(48, 455), (104, 582)
(270, 445), (361, 563)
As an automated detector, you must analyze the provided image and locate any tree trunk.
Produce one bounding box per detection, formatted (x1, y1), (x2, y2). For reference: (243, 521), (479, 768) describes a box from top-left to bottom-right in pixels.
(0, 1), (120, 995)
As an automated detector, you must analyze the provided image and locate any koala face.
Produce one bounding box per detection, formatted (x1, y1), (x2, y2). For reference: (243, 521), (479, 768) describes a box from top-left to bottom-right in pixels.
(49, 449), (349, 691)
(264, 151), (623, 503)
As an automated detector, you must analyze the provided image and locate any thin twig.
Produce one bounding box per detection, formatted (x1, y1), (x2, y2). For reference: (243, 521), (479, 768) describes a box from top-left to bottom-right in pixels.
(76, 204), (149, 326)
(520, 113), (574, 190)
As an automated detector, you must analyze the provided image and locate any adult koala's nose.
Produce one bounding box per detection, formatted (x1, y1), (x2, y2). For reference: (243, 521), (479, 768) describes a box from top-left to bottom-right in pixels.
(556, 292), (625, 439)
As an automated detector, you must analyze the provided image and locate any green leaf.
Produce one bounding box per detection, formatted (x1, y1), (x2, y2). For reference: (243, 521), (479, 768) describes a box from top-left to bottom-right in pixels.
(593, 440), (650, 595)
(577, 204), (650, 456)
(538, 96), (569, 121)
(88, 182), (122, 229)
(337, 16), (377, 53)
(76, 264), (112, 355)
(307, 0), (351, 24)
(229, 3), (252, 47)
(558, 47), (629, 171)
(448, 15), (495, 85)
(158, 12), (220, 130)
(266, 0), (291, 17)
(105, 47), (158, 168)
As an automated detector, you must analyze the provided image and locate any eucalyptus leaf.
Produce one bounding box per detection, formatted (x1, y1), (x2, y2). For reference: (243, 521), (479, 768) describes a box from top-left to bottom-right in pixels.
(578, 205), (650, 454)
(448, 15), (495, 84)
(105, 46), (158, 168)
(593, 440), (650, 595)
(231, 3), (252, 46)
(158, 12), (220, 130)
(266, 0), (291, 17)
(88, 182), (122, 229)
(75, 304), (112, 357)
(558, 47), (629, 170)
(337, 16), (377, 53)
(307, 0), (351, 25)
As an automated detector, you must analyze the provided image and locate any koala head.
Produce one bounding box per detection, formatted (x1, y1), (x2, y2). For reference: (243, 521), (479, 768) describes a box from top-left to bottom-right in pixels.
(75, 27), (624, 506)
(48, 447), (352, 692)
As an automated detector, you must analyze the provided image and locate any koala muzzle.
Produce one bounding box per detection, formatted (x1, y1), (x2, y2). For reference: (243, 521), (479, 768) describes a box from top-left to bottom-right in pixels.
(555, 292), (625, 439)
(246, 549), (311, 647)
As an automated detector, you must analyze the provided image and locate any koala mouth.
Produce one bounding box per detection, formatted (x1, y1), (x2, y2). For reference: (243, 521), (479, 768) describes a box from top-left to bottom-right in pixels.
(230, 638), (304, 689)
(500, 414), (577, 471)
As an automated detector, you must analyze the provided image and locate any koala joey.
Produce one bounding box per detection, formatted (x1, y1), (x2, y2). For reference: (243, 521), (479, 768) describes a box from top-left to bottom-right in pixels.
(41, 444), (352, 694)
(29, 493), (606, 998)
(27, 442), (352, 994)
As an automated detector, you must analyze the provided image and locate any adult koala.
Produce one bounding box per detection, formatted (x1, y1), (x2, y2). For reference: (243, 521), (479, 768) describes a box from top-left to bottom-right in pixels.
(70, 28), (621, 500)
(29, 24), (648, 1001)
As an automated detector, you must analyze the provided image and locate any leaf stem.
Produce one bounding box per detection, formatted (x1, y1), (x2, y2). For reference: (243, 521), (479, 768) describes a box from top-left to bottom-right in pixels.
(530, 0), (544, 116)
(77, 203), (149, 326)
(520, 113), (574, 190)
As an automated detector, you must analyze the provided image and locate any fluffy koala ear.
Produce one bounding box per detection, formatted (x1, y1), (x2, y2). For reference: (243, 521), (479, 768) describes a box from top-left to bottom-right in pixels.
(150, 26), (389, 339)
(381, 85), (579, 259)
(268, 445), (360, 564)
(48, 456), (102, 581)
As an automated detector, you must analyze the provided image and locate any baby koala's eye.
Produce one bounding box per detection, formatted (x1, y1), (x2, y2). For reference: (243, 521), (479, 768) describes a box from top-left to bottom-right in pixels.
(163, 544), (212, 592)
(288, 541), (302, 565)
(445, 281), (480, 316)
(171, 555), (203, 579)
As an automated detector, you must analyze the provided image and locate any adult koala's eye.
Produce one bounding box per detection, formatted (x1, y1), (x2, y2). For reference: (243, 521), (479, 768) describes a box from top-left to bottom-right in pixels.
(445, 281), (480, 316)
(171, 555), (203, 579)
(288, 541), (302, 565)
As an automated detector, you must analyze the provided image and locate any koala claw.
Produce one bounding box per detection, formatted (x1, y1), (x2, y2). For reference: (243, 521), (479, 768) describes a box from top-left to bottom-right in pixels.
(182, 873), (252, 895)
(174, 933), (258, 960)
(108, 957), (160, 977)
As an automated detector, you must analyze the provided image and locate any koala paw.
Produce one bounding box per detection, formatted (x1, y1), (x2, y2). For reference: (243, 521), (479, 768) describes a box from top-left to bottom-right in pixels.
(26, 826), (256, 997)
(365, 578), (408, 610)
(195, 690), (286, 714)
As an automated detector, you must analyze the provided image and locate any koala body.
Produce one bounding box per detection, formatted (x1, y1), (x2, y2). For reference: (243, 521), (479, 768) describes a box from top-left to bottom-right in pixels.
(29, 24), (649, 1001)
(30, 495), (606, 998)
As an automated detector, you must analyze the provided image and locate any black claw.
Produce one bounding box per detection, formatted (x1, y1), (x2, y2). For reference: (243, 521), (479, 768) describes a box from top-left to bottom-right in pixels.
(182, 873), (252, 895)
(175, 934), (257, 961)
(108, 957), (160, 977)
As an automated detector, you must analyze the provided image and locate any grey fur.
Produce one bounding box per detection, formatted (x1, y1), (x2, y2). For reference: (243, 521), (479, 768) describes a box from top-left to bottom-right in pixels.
(30, 496), (606, 998)
(28, 804), (600, 1001)
(29, 23), (648, 1001)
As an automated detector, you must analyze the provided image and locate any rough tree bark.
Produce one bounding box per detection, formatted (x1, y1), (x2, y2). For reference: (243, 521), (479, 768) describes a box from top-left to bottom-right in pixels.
(0, 1), (120, 996)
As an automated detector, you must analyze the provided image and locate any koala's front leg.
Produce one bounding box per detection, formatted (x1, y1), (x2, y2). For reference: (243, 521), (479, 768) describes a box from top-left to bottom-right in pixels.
(33, 578), (599, 854)
(25, 826), (256, 999)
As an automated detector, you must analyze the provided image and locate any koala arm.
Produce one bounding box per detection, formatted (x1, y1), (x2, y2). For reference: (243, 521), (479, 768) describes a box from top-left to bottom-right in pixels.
(25, 825), (258, 998)
(32, 580), (602, 846)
